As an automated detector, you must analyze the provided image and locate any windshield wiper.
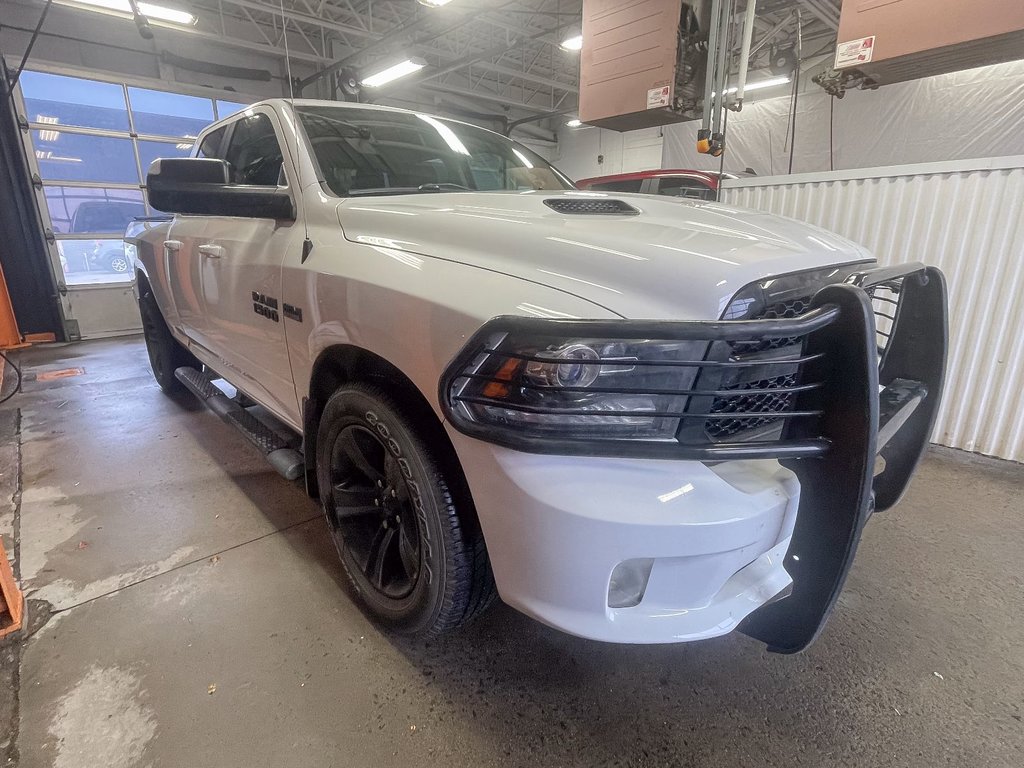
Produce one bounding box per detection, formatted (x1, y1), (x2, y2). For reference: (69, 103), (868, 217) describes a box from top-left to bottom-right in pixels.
(417, 183), (471, 191)
(347, 183), (474, 197)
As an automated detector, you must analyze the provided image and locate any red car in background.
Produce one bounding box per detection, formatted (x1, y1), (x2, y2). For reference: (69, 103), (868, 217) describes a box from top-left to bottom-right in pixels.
(576, 169), (753, 200)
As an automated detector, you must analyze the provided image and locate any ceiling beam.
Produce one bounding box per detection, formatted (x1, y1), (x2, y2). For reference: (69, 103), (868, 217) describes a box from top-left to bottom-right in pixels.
(419, 81), (560, 112)
(799, 0), (840, 31)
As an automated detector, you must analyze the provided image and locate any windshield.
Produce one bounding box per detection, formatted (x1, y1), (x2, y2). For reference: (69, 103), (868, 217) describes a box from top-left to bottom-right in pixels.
(296, 105), (573, 197)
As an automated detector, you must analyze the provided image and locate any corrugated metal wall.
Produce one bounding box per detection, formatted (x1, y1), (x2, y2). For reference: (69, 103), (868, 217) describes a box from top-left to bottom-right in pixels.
(721, 157), (1024, 462)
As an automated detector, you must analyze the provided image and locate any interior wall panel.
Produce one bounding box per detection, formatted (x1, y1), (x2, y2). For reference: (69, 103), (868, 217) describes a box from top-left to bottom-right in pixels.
(721, 157), (1024, 462)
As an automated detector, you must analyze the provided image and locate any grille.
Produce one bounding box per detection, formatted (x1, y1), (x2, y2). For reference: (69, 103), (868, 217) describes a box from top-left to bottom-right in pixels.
(543, 198), (640, 215)
(705, 299), (810, 439)
(704, 274), (905, 442)
(705, 373), (799, 440)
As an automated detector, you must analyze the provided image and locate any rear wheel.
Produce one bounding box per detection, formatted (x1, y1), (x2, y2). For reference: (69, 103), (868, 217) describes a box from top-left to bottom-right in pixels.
(138, 284), (198, 394)
(316, 384), (495, 636)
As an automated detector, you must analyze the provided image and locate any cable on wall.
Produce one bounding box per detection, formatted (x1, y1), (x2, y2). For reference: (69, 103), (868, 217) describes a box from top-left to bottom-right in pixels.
(6, 0), (54, 91)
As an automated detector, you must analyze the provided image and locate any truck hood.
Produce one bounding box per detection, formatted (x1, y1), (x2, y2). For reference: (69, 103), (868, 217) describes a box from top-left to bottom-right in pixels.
(337, 190), (874, 320)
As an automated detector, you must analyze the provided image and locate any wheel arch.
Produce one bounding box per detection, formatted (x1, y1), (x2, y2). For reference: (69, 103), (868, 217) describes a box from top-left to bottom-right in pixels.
(302, 344), (480, 535)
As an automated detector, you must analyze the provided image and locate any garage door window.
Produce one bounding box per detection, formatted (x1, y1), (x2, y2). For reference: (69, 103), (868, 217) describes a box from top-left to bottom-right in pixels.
(17, 71), (252, 286)
(43, 188), (145, 235)
(18, 71), (129, 132)
(32, 132), (139, 184)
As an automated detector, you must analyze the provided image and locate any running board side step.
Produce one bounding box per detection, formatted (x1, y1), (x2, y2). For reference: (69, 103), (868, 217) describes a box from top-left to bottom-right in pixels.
(174, 367), (304, 481)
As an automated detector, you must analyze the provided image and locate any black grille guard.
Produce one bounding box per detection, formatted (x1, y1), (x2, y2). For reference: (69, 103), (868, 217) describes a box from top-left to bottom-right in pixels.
(739, 263), (947, 653)
(440, 262), (948, 653)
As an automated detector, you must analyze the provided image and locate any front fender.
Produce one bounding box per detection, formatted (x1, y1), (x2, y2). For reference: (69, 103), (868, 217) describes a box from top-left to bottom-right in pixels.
(283, 248), (620, 420)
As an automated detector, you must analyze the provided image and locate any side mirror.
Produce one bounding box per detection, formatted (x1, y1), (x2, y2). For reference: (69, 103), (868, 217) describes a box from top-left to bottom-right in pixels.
(147, 158), (295, 221)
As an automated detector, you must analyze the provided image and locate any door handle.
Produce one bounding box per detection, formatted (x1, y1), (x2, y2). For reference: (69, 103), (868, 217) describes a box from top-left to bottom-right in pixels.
(198, 244), (225, 259)
(163, 240), (183, 253)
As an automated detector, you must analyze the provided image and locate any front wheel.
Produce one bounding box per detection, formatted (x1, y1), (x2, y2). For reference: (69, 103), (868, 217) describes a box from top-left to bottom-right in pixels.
(316, 384), (495, 636)
(138, 285), (198, 394)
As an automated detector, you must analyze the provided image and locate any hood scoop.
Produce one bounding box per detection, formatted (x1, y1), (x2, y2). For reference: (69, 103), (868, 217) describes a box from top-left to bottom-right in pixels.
(544, 198), (640, 215)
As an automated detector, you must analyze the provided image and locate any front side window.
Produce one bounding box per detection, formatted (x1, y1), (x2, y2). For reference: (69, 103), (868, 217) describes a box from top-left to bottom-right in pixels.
(296, 106), (572, 196)
(196, 126), (228, 160)
(224, 113), (285, 186)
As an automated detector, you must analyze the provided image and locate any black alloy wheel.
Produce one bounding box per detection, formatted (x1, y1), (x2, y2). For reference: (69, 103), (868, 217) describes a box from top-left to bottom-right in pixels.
(330, 424), (422, 599)
(315, 384), (496, 635)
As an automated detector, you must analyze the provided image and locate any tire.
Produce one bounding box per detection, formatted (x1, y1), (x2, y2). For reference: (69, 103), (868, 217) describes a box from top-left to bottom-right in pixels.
(316, 383), (495, 636)
(138, 285), (199, 394)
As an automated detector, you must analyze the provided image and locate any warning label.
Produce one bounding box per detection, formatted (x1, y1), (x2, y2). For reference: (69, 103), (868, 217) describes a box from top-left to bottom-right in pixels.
(835, 36), (875, 69)
(646, 85), (671, 109)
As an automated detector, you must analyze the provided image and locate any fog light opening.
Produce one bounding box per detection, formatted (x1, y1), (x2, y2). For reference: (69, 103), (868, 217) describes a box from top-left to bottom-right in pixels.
(607, 558), (655, 609)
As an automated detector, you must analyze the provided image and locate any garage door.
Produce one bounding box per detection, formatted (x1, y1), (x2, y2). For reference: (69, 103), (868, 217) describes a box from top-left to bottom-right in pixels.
(13, 70), (248, 339)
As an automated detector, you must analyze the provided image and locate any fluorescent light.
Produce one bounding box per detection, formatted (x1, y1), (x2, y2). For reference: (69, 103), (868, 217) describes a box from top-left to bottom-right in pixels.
(418, 0), (454, 5)
(361, 58), (427, 88)
(35, 150), (82, 163)
(416, 114), (469, 155)
(36, 115), (60, 142)
(716, 76), (791, 97)
(560, 34), (583, 52)
(63, 0), (197, 25)
(565, 118), (582, 128)
(743, 75), (791, 92)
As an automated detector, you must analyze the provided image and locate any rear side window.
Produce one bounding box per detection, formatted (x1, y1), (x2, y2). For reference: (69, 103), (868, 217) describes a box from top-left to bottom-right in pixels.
(588, 179), (643, 193)
(657, 177), (713, 200)
(196, 126), (228, 159)
(223, 113), (285, 186)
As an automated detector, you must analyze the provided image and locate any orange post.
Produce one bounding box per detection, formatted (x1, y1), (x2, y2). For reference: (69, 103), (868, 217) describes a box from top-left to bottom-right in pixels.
(0, 538), (23, 639)
(0, 260), (28, 350)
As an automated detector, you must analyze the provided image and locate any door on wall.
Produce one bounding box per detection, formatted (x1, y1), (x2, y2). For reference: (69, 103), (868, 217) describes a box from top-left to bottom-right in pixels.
(14, 69), (249, 339)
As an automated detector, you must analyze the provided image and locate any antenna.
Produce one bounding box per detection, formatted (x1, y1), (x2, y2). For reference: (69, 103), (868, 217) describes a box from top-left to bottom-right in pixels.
(279, 0), (302, 192)
(278, 0), (311, 262)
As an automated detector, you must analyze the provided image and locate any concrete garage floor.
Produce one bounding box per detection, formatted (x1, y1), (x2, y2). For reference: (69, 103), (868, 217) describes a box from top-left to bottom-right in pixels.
(1, 337), (1022, 768)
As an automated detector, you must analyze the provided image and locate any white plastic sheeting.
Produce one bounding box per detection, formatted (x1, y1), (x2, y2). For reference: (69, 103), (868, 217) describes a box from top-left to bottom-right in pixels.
(721, 157), (1024, 462)
(662, 59), (1024, 176)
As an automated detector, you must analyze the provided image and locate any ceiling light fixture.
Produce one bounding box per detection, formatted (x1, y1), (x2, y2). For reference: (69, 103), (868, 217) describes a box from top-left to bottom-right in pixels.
(61, 0), (197, 25)
(740, 75), (791, 92)
(361, 58), (428, 88)
(565, 118), (582, 128)
(559, 34), (583, 52)
(715, 75), (791, 97)
(36, 115), (60, 142)
(417, 0), (455, 6)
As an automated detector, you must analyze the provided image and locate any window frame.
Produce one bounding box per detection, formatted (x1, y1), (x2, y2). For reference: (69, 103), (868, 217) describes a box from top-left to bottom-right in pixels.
(187, 105), (298, 217)
(221, 110), (290, 187)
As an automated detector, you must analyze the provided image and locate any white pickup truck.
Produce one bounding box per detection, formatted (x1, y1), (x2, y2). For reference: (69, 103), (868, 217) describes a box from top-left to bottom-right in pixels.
(127, 99), (947, 653)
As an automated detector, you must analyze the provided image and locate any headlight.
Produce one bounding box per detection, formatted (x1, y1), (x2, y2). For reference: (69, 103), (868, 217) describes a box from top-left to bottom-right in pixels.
(441, 320), (709, 442)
